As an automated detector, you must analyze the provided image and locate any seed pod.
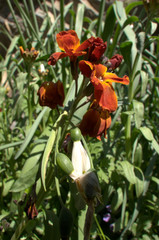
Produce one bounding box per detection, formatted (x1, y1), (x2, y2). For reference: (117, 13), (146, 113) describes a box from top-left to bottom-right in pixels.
(59, 206), (73, 239)
(56, 153), (74, 175)
(70, 127), (82, 142)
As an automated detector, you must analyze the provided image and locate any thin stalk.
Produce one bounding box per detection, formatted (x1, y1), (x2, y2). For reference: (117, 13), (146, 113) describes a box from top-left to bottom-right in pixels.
(94, 214), (108, 240)
(125, 52), (140, 160)
(29, 0), (39, 34)
(96, 0), (106, 36)
(60, 0), (64, 31)
(54, 124), (64, 207)
(6, 0), (27, 48)
(27, 64), (33, 126)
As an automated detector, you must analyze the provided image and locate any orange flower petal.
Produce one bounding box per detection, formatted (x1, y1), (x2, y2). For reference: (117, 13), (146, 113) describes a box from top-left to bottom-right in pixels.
(79, 101), (112, 140)
(103, 72), (129, 85)
(91, 76), (118, 112)
(48, 52), (68, 65)
(56, 30), (80, 51)
(97, 112), (111, 140)
(37, 81), (65, 109)
(76, 39), (90, 51)
(79, 109), (101, 137)
(19, 46), (24, 55)
(79, 60), (94, 78)
(94, 64), (107, 78)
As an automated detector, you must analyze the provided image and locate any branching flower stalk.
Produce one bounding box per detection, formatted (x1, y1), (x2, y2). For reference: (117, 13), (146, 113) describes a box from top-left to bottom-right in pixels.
(13, 29), (130, 240)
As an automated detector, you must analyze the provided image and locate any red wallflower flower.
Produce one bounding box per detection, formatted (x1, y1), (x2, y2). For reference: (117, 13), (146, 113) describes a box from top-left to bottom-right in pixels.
(48, 30), (89, 65)
(37, 80), (64, 109)
(48, 30), (107, 65)
(106, 54), (123, 70)
(79, 100), (111, 140)
(79, 60), (129, 112)
(84, 36), (107, 62)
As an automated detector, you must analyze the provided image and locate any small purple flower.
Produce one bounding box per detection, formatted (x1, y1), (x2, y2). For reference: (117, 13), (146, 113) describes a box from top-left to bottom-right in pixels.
(109, 223), (114, 232)
(103, 213), (111, 223)
(105, 204), (111, 212)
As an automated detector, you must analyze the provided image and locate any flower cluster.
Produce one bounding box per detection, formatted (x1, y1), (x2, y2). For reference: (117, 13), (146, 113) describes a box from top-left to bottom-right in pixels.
(37, 30), (129, 139)
(19, 46), (39, 62)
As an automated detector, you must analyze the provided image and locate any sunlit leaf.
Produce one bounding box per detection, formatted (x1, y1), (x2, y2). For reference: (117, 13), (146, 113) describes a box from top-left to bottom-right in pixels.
(111, 188), (123, 212)
(119, 161), (136, 184)
(133, 100), (144, 129)
(134, 167), (144, 197)
(10, 164), (39, 192)
(140, 127), (154, 141)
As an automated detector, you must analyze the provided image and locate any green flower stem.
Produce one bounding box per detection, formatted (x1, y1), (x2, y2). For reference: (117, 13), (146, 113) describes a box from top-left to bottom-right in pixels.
(54, 123), (64, 207)
(11, 75), (88, 239)
(94, 214), (108, 240)
(125, 52), (138, 161)
(60, 76), (87, 145)
(27, 64), (33, 126)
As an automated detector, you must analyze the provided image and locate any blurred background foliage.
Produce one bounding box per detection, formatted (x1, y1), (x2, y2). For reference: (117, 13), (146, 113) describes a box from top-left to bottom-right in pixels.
(0, 0), (159, 239)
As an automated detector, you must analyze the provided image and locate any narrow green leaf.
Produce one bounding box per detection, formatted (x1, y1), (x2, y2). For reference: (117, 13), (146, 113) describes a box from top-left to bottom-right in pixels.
(111, 188), (123, 212)
(140, 126), (154, 141)
(0, 141), (23, 151)
(120, 185), (127, 229)
(133, 100), (144, 129)
(152, 139), (159, 155)
(141, 70), (149, 97)
(6, 0), (26, 48)
(119, 161), (136, 184)
(21, 142), (46, 175)
(137, 32), (145, 53)
(96, 0), (106, 36)
(78, 208), (87, 239)
(120, 41), (133, 71)
(134, 143), (143, 167)
(3, 179), (14, 197)
(126, 1), (143, 14)
(60, 0), (64, 31)
(134, 168), (144, 198)
(41, 128), (56, 191)
(41, 111), (68, 190)
(16, 72), (27, 95)
(102, 5), (116, 42)
(3, 36), (19, 67)
(15, 107), (50, 159)
(75, 4), (85, 40)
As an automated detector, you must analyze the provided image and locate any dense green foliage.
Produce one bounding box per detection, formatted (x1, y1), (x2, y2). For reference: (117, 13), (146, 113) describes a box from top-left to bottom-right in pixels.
(0, 0), (159, 239)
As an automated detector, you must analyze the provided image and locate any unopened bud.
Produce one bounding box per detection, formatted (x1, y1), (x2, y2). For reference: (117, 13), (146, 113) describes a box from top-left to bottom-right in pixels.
(76, 171), (101, 205)
(56, 153), (74, 175)
(70, 127), (82, 142)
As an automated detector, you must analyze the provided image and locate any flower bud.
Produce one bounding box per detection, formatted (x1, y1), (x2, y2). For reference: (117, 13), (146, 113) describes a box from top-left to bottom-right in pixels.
(19, 46), (39, 63)
(56, 153), (74, 175)
(76, 171), (101, 205)
(70, 127), (82, 142)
